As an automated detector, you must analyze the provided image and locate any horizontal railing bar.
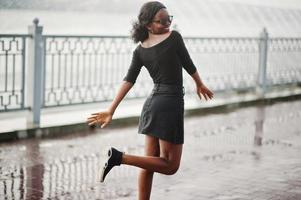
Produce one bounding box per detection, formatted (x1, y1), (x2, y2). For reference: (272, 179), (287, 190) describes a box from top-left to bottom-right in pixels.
(1, 34), (300, 41)
(0, 34), (31, 37)
(184, 36), (259, 40)
(269, 37), (301, 40)
(0, 107), (30, 112)
(44, 35), (260, 40)
(43, 34), (130, 39)
(188, 37), (301, 40)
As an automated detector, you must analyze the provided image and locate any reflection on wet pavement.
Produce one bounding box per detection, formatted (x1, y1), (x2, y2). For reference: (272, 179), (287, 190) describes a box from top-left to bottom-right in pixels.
(0, 100), (301, 199)
(254, 104), (265, 146)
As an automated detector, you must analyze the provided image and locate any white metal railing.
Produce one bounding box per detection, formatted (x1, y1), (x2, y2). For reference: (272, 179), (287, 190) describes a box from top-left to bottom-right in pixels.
(0, 19), (300, 127)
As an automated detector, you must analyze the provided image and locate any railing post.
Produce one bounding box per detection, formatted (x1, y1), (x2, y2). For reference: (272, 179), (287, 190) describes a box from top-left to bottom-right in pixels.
(257, 27), (268, 97)
(27, 18), (44, 128)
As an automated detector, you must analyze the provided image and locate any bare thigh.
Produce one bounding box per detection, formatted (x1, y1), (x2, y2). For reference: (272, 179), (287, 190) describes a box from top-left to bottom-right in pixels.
(159, 139), (183, 173)
(145, 135), (160, 157)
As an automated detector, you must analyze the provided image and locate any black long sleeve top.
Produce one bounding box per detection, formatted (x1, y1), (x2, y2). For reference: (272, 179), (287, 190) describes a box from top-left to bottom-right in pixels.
(123, 30), (197, 86)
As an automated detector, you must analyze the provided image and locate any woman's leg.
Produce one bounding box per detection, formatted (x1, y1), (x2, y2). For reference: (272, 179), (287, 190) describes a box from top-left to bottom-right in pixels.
(122, 138), (183, 175)
(138, 135), (160, 200)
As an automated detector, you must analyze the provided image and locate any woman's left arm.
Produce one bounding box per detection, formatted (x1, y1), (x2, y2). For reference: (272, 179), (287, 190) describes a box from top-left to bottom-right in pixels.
(174, 31), (213, 100)
(190, 71), (214, 101)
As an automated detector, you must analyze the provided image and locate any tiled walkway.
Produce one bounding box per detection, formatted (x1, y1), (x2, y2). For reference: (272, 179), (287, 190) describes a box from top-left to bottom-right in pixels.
(0, 99), (301, 199)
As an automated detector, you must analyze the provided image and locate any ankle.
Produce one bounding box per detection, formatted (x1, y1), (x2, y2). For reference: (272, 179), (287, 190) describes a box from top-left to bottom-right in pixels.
(121, 152), (126, 165)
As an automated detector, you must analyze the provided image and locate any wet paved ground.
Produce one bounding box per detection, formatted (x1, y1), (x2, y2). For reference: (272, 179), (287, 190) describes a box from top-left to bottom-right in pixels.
(1, 99), (301, 200)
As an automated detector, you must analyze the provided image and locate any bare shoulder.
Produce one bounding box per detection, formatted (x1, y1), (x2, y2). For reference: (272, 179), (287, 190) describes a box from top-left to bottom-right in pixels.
(141, 31), (173, 48)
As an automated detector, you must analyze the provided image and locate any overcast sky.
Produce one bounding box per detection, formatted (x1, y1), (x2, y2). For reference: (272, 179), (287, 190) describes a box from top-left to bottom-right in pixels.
(1, 0), (301, 10)
(1, 0), (300, 36)
(215, 0), (301, 9)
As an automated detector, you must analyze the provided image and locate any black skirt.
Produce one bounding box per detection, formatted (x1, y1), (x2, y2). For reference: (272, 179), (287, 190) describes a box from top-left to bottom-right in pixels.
(138, 84), (185, 144)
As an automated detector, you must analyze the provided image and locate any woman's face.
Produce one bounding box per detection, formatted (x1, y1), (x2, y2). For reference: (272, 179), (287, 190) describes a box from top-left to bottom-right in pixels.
(147, 8), (172, 34)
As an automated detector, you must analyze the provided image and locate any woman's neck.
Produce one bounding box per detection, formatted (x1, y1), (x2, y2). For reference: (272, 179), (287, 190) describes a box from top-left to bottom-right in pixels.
(148, 31), (171, 39)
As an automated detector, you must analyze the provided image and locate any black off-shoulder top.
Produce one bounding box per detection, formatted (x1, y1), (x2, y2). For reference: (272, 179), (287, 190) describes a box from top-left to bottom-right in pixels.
(123, 30), (197, 86)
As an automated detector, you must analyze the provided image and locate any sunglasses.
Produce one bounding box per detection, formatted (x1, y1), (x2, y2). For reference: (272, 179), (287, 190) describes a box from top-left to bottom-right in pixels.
(152, 15), (173, 26)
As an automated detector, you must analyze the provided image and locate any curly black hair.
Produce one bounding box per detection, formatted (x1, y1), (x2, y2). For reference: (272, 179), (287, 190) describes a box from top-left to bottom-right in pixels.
(131, 1), (166, 43)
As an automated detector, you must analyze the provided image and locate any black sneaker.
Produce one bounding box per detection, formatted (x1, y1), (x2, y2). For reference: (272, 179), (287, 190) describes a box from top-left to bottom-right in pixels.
(99, 147), (123, 182)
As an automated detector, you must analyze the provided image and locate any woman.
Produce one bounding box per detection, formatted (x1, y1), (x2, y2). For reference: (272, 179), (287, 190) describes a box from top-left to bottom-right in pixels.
(87, 1), (213, 199)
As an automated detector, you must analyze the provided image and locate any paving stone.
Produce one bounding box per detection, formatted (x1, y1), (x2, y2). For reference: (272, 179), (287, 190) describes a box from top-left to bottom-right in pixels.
(0, 100), (301, 199)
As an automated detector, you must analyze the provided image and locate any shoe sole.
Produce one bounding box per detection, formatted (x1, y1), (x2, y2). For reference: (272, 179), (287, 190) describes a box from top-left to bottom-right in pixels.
(99, 148), (113, 182)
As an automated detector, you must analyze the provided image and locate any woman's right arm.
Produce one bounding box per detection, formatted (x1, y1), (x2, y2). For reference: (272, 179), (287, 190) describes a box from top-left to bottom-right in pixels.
(107, 81), (133, 115)
(87, 81), (133, 128)
(87, 47), (142, 128)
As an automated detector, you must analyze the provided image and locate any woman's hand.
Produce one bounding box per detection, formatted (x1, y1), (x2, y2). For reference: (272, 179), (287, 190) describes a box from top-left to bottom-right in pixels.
(86, 81), (133, 128)
(197, 84), (214, 101)
(87, 111), (113, 128)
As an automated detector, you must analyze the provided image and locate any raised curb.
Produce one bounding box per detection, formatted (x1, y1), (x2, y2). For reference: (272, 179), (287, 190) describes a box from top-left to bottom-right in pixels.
(1, 87), (301, 143)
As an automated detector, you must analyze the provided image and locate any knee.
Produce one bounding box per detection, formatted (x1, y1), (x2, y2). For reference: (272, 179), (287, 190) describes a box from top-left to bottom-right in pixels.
(166, 165), (179, 175)
(163, 162), (180, 175)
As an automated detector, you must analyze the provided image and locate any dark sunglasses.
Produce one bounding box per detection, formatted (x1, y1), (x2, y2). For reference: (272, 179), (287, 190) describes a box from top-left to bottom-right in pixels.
(152, 15), (173, 26)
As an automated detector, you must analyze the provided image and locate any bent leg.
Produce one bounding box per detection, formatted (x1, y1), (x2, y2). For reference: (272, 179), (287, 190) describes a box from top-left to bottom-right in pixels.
(138, 135), (160, 200)
(122, 138), (182, 175)
(159, 139), (182, 174)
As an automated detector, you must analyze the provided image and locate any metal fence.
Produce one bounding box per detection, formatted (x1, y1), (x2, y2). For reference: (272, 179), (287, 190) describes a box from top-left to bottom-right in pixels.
(0, 34), (28, 111)
(267, 38), (301, 85)
(1, 19), (301, 126)
(43, 35), (134, 107)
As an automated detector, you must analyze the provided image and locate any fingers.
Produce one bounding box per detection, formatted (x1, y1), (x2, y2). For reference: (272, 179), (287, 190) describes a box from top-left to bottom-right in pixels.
(198, 91), (209, 101)
(87, 118), (106, 127)
(87, 112), (105, 123)
(87, 116), (99, 123)
(91, 112), (100, 115)
(101, 122), (109, 128)
(86, 115), (99, 126)
(88, 120), (98, 126)
(204, 92), (213, 100)
(198, 89), (214, 101)
(197, 92), (202, 100)
(207, 90), (214, 98)
(86, 119), (94, 124)
(203, 93), (208, 101)
(87, 112), (111, 128)
(91, 113), (102, 117)
(87, 116), (97, 121)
